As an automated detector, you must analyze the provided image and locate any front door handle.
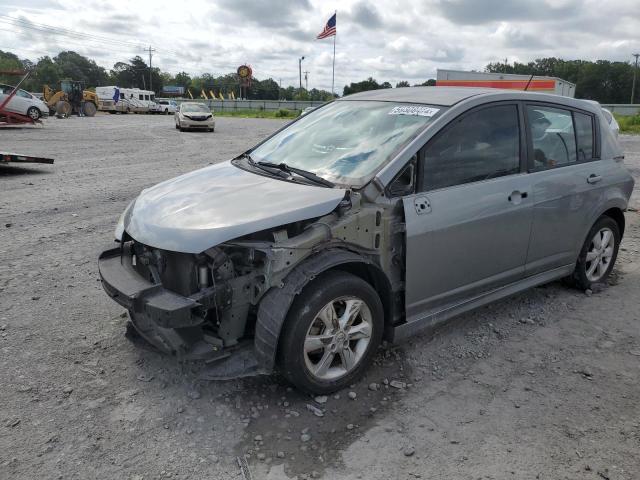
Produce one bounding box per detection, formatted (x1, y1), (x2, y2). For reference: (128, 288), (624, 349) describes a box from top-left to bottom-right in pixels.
(587, 174), (602, 184)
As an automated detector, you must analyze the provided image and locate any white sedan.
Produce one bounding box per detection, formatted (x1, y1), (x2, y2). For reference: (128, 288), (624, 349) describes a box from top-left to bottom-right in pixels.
(175, 102), (215, 132)
(0, 84), (49, 120)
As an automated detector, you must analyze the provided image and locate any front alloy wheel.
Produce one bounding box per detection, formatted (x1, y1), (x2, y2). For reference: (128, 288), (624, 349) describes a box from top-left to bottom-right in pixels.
(304, 297), (373, 380)
(278, 270), (383, 394)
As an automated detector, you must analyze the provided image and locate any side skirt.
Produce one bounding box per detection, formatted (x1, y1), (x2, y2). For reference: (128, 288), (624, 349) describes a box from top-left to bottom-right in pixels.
(391, 264), (574, 342)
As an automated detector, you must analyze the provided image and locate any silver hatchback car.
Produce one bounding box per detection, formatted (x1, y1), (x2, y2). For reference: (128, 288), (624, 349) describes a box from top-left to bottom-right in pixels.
(99, 87), (634, 394)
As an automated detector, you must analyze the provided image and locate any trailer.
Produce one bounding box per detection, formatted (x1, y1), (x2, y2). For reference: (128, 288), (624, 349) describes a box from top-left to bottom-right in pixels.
(96, 86), (157, 113)
(1, 152), (54, 165)
(436, 69), (576, 97)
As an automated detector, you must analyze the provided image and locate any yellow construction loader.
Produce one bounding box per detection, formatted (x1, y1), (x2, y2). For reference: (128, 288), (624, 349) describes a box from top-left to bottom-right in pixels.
(43, 80), (99, 117)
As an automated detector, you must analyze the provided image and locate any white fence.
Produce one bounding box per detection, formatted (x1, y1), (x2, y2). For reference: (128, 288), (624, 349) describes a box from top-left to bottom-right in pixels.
(601, 104), (640, 116)
(170, 99), (326, 112)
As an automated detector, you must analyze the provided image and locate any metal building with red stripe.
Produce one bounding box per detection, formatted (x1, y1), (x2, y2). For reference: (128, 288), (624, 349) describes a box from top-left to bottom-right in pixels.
(436, 69), (575, 97)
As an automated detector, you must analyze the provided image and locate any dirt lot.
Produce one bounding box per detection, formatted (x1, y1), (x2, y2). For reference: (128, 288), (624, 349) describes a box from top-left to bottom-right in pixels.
(1, 115), (639, 480)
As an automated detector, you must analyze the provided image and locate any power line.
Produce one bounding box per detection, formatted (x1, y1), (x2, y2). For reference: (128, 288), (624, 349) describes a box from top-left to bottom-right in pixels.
(0, 15), (147, 49)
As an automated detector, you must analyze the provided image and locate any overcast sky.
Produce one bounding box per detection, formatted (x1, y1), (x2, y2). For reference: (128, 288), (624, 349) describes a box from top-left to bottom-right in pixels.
(1, 0), (639, 91)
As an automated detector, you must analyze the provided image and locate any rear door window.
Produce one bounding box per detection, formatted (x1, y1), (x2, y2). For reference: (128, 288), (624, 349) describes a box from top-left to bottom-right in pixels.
(526, 105), (577, 169)
(420, 104), (521, 191)
(574, 111), (594, 161)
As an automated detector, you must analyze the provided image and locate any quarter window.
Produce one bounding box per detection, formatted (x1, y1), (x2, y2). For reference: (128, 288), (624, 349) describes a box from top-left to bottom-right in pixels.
(526, 105), (577, 169)
(421, 104), (521, 191)
(574, 112), (594, 160)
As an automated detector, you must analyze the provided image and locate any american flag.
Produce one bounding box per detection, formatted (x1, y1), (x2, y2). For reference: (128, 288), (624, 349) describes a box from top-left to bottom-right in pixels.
(316, 13), (336, 39)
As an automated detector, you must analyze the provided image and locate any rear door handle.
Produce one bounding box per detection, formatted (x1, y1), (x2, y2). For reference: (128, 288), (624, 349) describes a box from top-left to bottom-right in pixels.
(508, 190), (528, 204)
(587, 174), (602, 184)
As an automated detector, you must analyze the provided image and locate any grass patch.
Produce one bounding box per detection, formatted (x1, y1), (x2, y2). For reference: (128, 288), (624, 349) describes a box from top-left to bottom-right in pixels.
(213, 108), (300, 119)
(614, 114), (640, 134)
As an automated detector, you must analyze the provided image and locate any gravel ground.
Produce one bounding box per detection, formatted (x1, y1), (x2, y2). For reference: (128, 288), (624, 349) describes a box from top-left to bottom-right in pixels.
(1, 115), (639, 480)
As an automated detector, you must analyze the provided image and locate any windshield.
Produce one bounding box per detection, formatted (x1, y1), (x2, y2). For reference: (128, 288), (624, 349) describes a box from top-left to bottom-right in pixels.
(182, 103), (210, 113)
(249, 100), (444, 186)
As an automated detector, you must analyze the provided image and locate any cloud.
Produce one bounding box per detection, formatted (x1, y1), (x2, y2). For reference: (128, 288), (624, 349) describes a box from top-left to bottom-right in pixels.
(434, 0), (583, 25)
(492, 23), (551, 49)
(1, 0), (638, 92)
(215, 0), (311, 28)
(349, 2), (382, 29)
(81, 14), (141, 35)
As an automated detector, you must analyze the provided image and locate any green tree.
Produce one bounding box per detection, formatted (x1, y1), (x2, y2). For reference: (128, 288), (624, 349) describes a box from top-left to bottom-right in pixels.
(485, 57), (635, 103)
(109, 56), (163, 93)
(396, 80), (410, 88)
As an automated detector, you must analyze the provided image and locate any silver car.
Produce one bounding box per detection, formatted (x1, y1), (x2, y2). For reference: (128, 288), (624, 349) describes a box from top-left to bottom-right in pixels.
(99, 87), (634, 394)
(0, 83), (49, 120)
(175, 102), (215, 131)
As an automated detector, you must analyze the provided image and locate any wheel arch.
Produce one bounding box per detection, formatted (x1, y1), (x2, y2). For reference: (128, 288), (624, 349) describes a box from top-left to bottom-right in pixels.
(601, 206), (625, 237)
(254, 248), (392, 372)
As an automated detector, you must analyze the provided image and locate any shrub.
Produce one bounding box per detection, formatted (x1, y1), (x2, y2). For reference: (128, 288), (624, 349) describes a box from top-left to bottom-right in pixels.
(274, 108), (293, 118)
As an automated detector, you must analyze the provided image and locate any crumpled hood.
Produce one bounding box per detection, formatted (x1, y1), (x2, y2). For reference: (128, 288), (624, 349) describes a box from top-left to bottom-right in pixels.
(125, 160), (346, 253)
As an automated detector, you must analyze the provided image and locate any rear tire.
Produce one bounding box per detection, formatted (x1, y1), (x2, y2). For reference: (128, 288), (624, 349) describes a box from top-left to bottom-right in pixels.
(567, 216), (620, 290)
(278, 270), (384, 394)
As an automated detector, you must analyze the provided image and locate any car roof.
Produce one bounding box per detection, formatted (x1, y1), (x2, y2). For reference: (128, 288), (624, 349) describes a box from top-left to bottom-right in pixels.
(340, 86), (496, 106)
(339, 86), (593, 110)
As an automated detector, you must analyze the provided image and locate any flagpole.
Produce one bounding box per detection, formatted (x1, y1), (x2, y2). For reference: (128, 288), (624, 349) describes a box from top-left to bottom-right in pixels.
(331, 11), (336, 96)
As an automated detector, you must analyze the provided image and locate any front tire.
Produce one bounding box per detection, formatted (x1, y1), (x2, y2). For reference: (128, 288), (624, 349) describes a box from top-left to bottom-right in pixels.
(568, 216), (620, 290)
(278, 270), (384, 394)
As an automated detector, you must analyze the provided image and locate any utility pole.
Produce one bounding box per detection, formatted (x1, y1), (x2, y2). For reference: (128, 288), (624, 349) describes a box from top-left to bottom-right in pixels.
(631, 53), (640, 104)
(145, 46), (156, 92)
(303, 71), (309, 90)
(298, 56), (305, 92)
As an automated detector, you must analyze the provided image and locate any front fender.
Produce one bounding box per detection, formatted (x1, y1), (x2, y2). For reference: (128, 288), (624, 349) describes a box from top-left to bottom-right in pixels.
(254, 248), (378, 372)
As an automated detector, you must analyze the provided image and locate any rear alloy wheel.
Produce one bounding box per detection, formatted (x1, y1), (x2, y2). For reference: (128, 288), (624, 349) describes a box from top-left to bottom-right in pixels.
(569, 216), (620, 290)
(278, 271), (383, 394)
(27, 106), (41, 120)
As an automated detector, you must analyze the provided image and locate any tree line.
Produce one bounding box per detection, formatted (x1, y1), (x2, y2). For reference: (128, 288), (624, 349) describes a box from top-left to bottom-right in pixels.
(1, 48), (636, 103)
(0, 49), (335, 101)
(485, 58), (637, 104)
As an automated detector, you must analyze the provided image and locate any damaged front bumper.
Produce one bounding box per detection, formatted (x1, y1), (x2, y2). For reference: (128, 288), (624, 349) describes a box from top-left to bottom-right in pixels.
(98, 245), (258, 375)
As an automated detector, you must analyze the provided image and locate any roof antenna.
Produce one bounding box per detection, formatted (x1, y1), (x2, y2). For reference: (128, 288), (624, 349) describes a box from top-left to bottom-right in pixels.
(524, 74), (534, 91)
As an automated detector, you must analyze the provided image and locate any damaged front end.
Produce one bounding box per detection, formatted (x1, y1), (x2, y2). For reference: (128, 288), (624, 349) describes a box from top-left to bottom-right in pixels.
(99, 233), (272, 372)
(98, 189), (404, 379)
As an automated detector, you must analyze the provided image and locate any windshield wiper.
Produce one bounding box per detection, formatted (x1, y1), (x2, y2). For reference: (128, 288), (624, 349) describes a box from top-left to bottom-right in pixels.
(240, 153), (289, 179)
(257, 161), (335, 188)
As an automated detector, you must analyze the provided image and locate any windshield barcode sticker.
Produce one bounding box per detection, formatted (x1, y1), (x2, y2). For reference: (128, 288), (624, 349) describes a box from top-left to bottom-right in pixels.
(389, 106), (440, 117)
